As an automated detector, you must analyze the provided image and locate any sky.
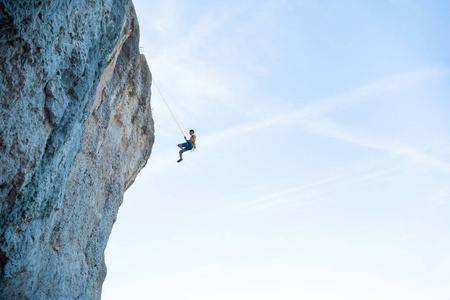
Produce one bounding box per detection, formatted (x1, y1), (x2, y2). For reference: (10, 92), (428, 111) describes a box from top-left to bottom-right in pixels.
(103, 1), (450, 299)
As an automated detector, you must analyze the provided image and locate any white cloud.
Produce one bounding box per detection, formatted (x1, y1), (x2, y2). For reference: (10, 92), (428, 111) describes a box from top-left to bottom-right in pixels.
(201, 68), (449, 168)
(144, 68), (450, 177)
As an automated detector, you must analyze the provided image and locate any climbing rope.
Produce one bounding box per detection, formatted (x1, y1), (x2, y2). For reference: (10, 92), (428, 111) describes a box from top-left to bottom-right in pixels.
(152, 78), (186, 138)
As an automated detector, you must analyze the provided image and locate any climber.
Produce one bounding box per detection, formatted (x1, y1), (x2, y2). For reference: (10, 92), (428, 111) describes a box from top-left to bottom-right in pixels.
(177, 129), (196, 163)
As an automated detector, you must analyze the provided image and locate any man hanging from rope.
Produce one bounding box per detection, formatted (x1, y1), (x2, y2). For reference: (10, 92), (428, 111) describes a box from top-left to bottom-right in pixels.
(177, 129), (196, 163)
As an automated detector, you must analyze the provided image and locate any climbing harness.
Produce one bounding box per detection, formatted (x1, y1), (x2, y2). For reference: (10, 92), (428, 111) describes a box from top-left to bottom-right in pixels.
(187, 141), (196, 152)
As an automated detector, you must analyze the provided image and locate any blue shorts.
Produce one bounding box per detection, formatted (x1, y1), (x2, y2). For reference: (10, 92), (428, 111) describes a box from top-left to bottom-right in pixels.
(182, 142), (193, 151)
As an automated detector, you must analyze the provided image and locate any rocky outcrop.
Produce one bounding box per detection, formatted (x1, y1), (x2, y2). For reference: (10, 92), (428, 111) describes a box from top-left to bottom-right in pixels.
(0, 0), (154, 298)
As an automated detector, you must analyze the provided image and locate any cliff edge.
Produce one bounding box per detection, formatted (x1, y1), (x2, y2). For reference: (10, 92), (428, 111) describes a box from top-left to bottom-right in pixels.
(0, 0), (154, 298)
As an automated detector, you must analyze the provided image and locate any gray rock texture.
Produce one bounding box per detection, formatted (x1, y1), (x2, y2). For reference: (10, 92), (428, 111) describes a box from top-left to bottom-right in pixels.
(0, 0), (154, 298)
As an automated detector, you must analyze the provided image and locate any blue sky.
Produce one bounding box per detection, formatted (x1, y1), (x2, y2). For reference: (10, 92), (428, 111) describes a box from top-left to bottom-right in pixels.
(103, 1), (450, 299)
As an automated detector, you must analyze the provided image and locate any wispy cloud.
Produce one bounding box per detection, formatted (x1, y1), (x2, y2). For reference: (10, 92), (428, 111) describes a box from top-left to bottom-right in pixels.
(144, 68), (449, 177)
(141, 0), (181, 35)
(231, 161), (406, 215)
(142, 7), (245, 118)
(289, 69), (442, 117)
(200, 68), (448, 160)
(298, 117), (450, 173)
(202, 69), (448, 215)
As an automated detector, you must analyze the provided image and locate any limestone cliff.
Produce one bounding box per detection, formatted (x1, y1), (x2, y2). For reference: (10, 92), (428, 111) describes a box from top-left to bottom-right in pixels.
(0, 0), (154, 298)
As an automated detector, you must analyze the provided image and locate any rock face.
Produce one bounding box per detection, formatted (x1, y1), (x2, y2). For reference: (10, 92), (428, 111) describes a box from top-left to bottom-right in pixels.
(0, 0), (154, 298)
